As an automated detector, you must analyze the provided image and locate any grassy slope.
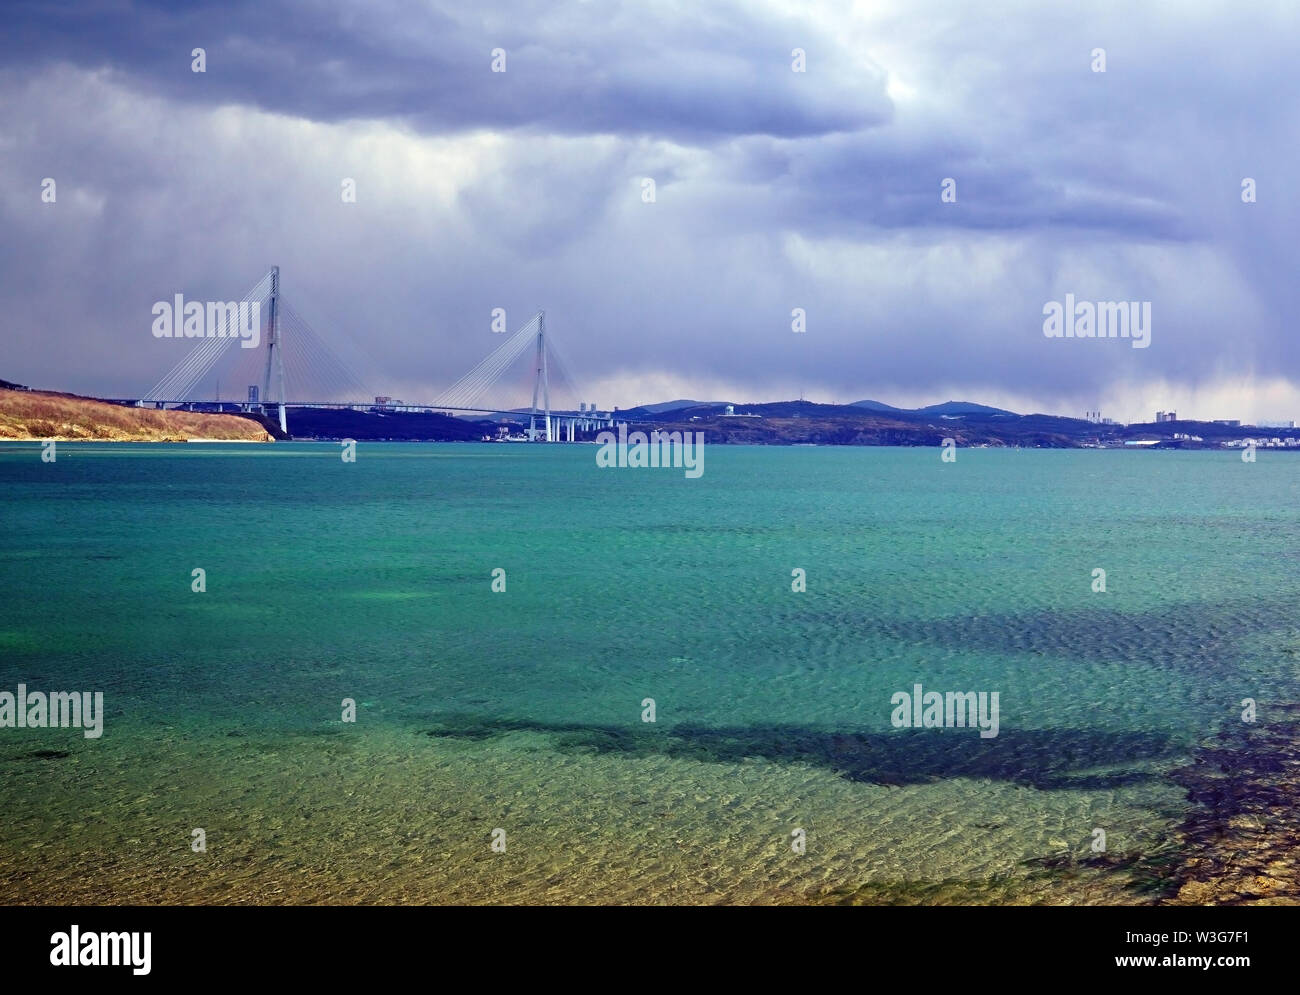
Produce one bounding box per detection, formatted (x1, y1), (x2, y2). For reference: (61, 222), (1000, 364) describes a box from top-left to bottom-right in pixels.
(0, 387), (273, 442)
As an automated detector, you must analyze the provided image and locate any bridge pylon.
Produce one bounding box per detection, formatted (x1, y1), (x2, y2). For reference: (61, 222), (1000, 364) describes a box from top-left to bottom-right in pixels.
(261, 265), (288, 433)
(529, 310), (551, 441)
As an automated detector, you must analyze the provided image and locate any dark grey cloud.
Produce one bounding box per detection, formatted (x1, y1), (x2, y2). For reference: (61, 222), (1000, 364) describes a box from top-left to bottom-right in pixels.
(1, 0), (888, 141)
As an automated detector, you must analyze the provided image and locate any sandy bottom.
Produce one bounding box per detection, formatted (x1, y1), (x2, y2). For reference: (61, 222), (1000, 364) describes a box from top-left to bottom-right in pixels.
(1, 717), (1188, 905)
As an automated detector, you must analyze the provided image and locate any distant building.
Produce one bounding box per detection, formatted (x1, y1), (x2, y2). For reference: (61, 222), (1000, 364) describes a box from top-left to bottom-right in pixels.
(1155, 411), (1177, 423)
(1259, 420), (1295, 429)
(1213, 419), (1241, 427)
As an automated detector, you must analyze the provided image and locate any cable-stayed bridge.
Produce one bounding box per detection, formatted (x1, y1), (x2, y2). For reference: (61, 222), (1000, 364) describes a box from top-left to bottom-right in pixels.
(136, 266), (613, 440)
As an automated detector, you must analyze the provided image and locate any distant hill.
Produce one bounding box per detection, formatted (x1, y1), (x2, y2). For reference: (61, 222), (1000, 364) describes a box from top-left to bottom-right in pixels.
(626, 399), (728, 415)
(853, 399), (1016, 416)
(849, 399), (908, 413)
(0, 385), (274, 441)
(916, 400), (1017, 417)
(618, 397), (1266, 448)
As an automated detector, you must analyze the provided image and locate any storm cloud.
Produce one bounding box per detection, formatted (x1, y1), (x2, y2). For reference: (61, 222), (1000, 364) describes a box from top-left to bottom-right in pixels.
(1, 0), (1296, 422)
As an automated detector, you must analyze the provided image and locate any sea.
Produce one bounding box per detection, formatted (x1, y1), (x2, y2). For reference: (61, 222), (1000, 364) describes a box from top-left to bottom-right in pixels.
(2, 442), (1297, 904)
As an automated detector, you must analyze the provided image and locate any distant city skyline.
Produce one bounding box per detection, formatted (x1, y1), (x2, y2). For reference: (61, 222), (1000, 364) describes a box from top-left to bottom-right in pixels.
(2, 1), (1298, 426)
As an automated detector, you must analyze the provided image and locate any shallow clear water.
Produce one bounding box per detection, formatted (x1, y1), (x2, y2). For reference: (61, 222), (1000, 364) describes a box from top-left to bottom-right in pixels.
(2, 442), (1298, 903)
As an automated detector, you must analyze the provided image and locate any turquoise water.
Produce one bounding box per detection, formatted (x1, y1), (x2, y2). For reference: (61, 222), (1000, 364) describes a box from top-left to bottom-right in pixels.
(2, 442), (1298, 903)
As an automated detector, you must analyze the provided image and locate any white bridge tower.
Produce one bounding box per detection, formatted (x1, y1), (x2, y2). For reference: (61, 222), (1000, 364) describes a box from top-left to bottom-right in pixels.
(529, 310), (551, 441)
(261, 265), (288, 434)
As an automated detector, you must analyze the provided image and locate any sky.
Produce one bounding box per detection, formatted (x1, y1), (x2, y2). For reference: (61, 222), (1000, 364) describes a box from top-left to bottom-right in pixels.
(1, 0), (1297, 423)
